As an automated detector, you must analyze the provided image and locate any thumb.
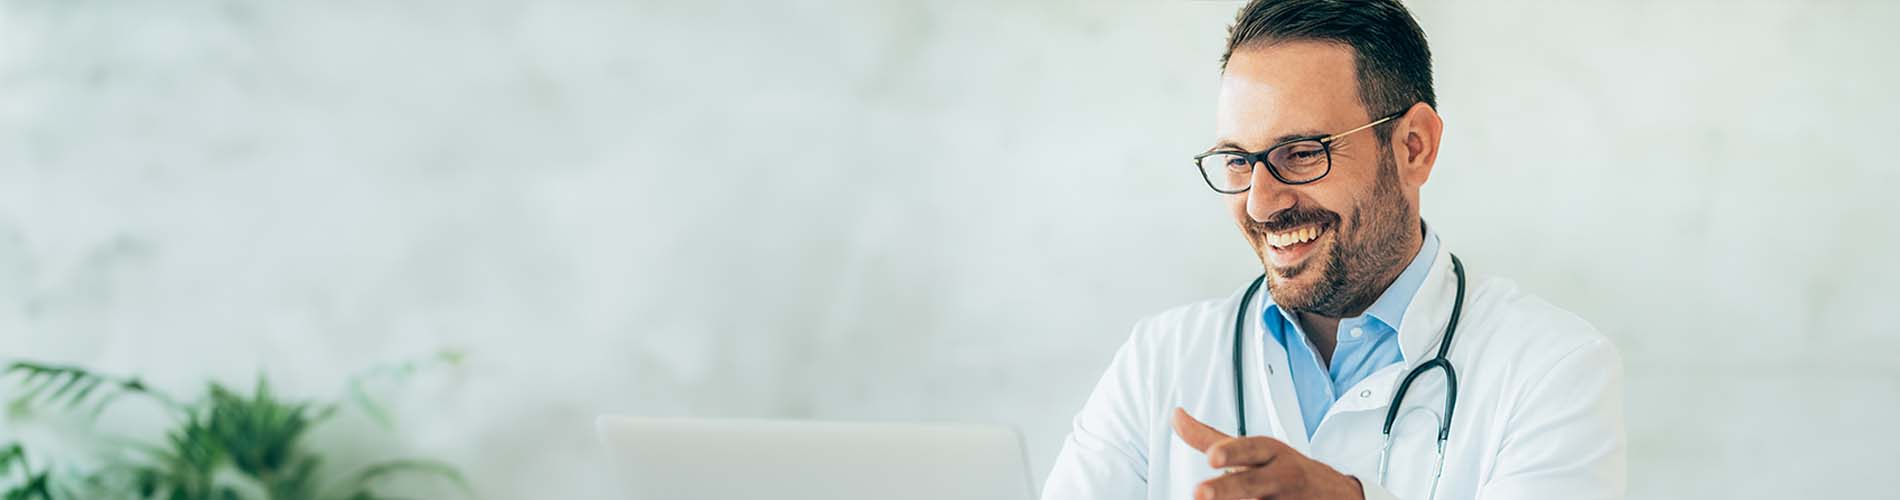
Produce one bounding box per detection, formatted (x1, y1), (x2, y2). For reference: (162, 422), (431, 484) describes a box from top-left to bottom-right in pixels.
(1172, 407), (1233, 453)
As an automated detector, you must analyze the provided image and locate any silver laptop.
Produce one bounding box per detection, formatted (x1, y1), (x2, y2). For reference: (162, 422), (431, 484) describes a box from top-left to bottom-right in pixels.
(595, 415), (1036, 500)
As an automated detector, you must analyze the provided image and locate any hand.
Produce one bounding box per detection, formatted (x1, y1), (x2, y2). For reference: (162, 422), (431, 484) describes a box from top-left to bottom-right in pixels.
(1172, 408), (1365, 500)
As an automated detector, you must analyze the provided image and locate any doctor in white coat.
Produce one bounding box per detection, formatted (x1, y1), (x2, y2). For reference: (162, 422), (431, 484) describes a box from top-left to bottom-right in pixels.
(1041, 1), (1624, 499)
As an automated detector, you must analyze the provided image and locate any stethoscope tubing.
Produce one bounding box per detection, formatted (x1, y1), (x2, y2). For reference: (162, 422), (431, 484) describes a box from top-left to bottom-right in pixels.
(1227, 254), (1466, 498)
(1230, 254), (1466, 442)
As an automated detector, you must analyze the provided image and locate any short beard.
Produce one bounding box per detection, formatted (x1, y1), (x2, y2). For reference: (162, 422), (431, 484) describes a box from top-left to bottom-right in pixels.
(1261, 149), (1417, 318)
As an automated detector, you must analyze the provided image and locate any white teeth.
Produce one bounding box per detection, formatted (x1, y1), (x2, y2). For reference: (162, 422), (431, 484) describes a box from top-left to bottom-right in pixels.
(1267, 226), (1323, 248)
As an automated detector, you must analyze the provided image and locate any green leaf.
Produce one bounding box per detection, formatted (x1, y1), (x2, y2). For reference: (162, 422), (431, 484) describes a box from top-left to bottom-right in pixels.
(1, 361), (178, 418)
(347, 379), (394, 430)
(342, 350), (468, 432)
(64, 379), (102, 411)
(46, 373), (86, 405)
(329, 459), (479, 500)
(1, 442), (55, 500)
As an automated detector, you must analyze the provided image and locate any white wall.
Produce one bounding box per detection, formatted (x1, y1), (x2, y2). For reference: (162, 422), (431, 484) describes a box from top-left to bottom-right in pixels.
(2, 0), (1896, 498)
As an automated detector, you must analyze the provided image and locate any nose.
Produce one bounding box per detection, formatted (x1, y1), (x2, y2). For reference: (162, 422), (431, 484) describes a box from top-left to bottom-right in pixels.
(1245, 160), (1295, 222)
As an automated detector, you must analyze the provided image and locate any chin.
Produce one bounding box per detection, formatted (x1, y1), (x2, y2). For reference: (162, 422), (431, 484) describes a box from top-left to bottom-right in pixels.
(1261, 254), (1328, 310)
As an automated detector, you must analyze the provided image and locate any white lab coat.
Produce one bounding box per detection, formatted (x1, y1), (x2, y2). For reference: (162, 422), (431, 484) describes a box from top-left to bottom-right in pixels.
(1042, 243), (1625, 500)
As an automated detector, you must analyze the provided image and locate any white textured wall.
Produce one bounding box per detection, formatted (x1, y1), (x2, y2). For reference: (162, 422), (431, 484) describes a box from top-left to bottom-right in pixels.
(2, 0), (1896, 498)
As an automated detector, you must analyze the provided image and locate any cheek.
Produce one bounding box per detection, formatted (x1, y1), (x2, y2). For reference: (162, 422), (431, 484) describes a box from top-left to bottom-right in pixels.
(1312, 165), (1382, 221)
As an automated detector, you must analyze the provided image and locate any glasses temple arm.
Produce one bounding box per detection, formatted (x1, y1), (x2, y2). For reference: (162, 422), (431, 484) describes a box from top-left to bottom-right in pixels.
(1322, 112), (1404, 143)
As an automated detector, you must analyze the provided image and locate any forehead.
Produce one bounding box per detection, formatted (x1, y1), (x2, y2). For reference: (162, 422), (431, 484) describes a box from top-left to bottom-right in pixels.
(1216, 41), (1365, 149)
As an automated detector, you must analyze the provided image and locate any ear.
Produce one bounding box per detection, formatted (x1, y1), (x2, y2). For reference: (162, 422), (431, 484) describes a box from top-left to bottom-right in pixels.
(1391, 102), (1443, 189)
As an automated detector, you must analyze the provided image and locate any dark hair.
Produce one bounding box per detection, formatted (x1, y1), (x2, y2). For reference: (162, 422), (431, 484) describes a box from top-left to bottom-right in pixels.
(1221, 0), (1435, 123)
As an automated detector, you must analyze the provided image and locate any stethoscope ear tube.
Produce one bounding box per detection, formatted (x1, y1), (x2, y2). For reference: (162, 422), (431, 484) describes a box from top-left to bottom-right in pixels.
(1232, 275), (1267, 438)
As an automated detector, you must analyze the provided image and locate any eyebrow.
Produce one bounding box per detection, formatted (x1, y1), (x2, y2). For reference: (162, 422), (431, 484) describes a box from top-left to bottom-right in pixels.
(1209, 131), (1328, 153)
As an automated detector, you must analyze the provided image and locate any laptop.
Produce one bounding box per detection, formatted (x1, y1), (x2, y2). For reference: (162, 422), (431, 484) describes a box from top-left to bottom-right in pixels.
(595, 415), (1037, 500)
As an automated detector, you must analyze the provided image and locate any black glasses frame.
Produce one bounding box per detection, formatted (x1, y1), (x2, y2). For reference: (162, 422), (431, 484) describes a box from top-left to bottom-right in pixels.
(1192, 109), (1407, 194)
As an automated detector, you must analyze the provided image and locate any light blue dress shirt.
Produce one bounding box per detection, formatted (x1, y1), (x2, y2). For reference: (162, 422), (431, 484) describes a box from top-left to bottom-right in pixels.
(1263, 227), (1439, 438)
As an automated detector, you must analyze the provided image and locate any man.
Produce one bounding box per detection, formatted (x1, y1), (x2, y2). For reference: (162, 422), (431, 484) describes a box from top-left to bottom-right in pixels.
(1040, 1), (1624, 499)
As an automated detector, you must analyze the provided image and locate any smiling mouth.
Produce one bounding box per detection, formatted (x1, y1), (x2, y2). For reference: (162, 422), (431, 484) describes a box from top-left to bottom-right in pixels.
(1265, 223), (1329, 249)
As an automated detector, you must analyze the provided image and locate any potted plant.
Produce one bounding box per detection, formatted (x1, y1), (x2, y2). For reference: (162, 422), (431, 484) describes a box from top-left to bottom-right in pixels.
(1, 356), (477, 500)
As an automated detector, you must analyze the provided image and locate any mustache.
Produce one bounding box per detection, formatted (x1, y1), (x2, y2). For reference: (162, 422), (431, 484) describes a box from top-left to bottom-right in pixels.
(1248, 207), (1340, 233)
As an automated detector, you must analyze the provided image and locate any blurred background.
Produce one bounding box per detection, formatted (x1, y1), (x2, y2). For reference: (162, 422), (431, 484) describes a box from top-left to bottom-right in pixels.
(3, 0), (1897, 498)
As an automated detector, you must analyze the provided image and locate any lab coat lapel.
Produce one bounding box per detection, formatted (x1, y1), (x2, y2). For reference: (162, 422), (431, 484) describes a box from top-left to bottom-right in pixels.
(1240, 289), (1313, 452)
(1396, 242), (1458, 366)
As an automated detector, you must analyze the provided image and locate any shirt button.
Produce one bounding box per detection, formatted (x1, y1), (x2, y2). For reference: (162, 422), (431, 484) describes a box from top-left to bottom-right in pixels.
(1350, 328), (1364, 339)
(1360, 389), (1373, 398)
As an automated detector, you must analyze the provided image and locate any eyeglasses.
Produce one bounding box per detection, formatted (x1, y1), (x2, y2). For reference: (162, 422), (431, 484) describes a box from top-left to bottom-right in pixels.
(1192, 110), (1406, 193)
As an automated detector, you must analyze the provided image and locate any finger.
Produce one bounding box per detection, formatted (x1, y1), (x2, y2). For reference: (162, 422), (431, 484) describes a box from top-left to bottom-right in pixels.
(1206, 436), (1289, 469)
(1172, 407), (1233, 453)
(1195, 463), (1290, 500)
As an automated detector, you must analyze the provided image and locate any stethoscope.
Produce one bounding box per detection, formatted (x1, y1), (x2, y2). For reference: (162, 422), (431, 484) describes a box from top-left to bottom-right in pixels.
(1230, 254), (1464, 499)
